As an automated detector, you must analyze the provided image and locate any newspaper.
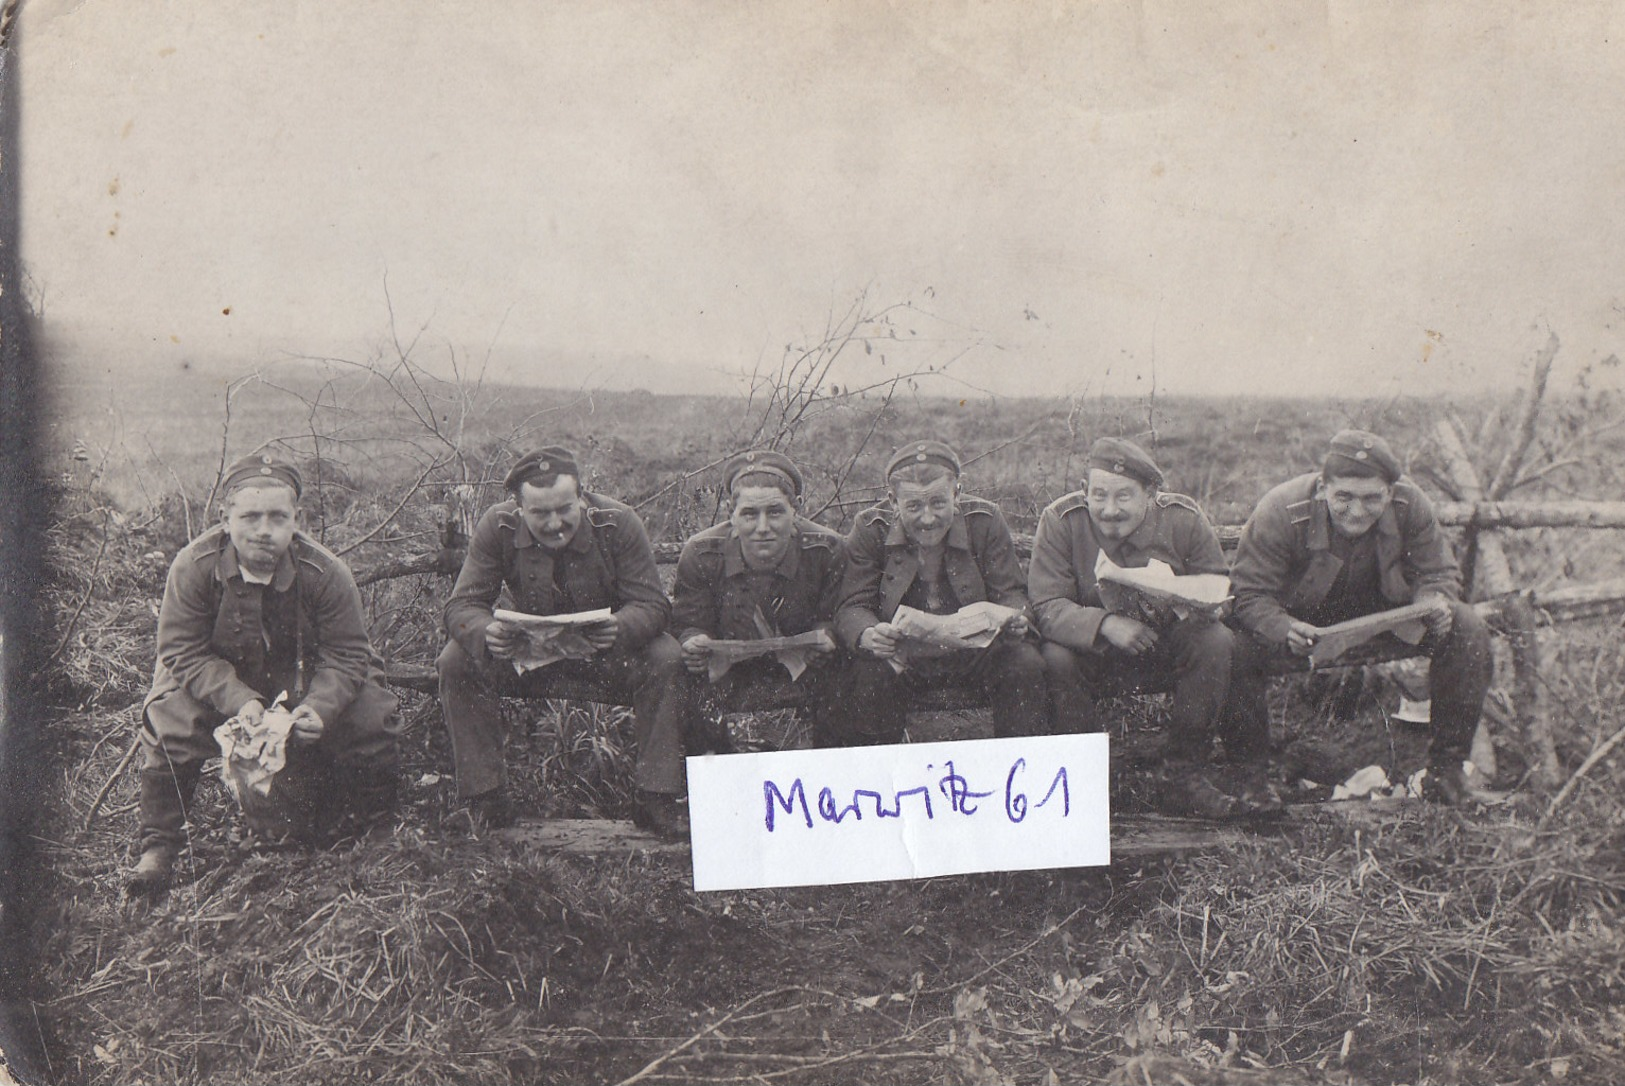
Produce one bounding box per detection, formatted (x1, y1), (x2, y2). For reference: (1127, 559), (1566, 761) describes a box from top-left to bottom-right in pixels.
(213, 696), (295, 800)
(1093, 550), (1232, 627)
(703, 629), (837, 683)
(1306, 599), (1444, 668)
(888, 601), (1022, 672)
(492, 606), (614, 674)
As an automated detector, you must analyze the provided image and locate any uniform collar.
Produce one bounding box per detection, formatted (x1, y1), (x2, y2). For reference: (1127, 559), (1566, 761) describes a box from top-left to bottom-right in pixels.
(724, 525), (802, 578)
(220, 535), (297, 591)
(512, 502), (596, 554)
(884, 511), (970, 551)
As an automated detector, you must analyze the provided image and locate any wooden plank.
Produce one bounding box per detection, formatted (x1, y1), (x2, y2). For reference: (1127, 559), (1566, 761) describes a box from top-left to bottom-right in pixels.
(497, 819), (689, 854)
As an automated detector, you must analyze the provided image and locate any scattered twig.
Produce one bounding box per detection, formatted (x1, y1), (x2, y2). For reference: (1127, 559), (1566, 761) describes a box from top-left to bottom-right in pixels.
(614, 987), (804, 1086)
(40, 509), (113, 671)
(1541, 720), (1625, 826)
(84, 733), (142, 830)
(921, 904), (1087, 995)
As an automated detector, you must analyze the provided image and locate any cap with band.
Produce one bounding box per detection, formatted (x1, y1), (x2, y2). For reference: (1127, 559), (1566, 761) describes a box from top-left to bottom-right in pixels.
(723, 449), (803, 497)
(1086, 436), (1163, 489)
(1323, 429), (1401, 484)
(504, 446), (582, 491)
(221, 452), (302, 499)
(884, 440), (962, 480)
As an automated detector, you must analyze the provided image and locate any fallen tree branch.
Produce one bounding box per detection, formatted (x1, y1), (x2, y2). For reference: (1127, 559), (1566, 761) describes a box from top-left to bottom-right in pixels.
(1541, 720), (1625, 826)
(84, 733), (142, 830)
(1488, 329), (1560, 500)
(614, 987), (805, 1086)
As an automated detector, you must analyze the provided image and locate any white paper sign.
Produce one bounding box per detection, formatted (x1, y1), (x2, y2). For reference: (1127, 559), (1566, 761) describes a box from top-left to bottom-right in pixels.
(687, 733), (1111, 891)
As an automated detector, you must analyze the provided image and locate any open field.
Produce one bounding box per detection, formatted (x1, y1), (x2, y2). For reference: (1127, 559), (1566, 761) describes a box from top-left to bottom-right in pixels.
(12, 357), (1625, 1084)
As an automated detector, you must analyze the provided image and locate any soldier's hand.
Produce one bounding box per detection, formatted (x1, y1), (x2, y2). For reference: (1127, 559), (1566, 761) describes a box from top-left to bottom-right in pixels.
(485, 620), (523, 660)
(289, 705), (325, 744)
(681, 634), (713, 674)
(859, 622), (901, 658)
(237, 699), (266, 729)
(1003, 613), (1030, 639)
(1417, 594), (1454, 638)
(1100, 614), (1158, 656)
(1286, 620), (1320, 657)
(584, 615), (620, 651)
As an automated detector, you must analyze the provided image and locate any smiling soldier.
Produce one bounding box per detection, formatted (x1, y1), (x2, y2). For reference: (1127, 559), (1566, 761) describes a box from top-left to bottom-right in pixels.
(1226, 430), (1494, 804)
(1028, 437), (1273, 818)
(437, 446), (690, 836)
(130, 453), (402, 895)
(825, 440), (1047, 746)
(670, 450), (844, 747)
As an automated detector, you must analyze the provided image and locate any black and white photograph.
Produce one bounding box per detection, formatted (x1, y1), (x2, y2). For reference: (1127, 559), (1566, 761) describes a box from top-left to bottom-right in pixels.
(3, 2), (1625, 1083)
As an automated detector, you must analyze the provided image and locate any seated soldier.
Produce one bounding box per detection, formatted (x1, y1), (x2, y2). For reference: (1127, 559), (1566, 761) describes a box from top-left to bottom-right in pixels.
(671, 450), (844, 748)
(129, 453), (402, 895)
(1226, 429), (1494, 804)
(824, 441), (1047, 745)
(1029, 437), (1276, 817)
(436, 446), (690, 837)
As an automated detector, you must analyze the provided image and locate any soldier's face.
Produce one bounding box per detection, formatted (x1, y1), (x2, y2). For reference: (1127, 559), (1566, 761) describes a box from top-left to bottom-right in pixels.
(891, 478), (959, 547)
(223, 484), (299, 575)
(1086, 469), (1151, 541)
(518, 477), (585, 550)
(730, 485), (796, 568)
(1323, 474), (1392, 538)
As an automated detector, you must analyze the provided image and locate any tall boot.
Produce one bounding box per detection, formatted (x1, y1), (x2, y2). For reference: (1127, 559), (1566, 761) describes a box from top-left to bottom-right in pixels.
(129, 764), (200, 895)
(333, 764), (400, 839)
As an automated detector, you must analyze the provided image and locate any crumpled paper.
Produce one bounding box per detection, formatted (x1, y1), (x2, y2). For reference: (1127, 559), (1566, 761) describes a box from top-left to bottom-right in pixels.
(214, 698), (295, 800)
(1094, 551), (1231, 627)
(888, 601), (1021, 673)
(494, 607), (613, 674)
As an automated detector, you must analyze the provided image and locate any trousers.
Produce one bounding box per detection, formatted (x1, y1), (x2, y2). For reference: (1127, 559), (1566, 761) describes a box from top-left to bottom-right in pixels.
(1223, 599), (1493, 765)
(436, 634), (688, 798)
(816, 636), (1049, 747)
(1041, 615), (1237, 759)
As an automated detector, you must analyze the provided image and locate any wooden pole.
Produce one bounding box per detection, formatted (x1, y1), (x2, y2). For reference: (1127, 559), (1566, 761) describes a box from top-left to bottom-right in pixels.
(1434, 419), (1559, 789)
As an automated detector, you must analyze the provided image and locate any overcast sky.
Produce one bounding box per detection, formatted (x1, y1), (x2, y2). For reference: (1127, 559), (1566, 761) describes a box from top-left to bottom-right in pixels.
(18, 1), (1625, 399)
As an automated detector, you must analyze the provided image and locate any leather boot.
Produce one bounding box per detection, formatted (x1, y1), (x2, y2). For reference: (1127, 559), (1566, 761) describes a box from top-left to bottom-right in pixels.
(333, 764), (400, 839)
(129, 764), (200, 895)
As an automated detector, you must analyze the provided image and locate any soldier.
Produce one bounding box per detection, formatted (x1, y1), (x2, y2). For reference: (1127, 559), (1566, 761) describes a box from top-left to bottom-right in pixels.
(825, 440), (1047, 745)
(1227, 429), (1494, 804)
(1028, 437), (1274, 817)
(671, 450), (844, 746)
(129, 453), (402, 895)
(437, 447), (690, 836)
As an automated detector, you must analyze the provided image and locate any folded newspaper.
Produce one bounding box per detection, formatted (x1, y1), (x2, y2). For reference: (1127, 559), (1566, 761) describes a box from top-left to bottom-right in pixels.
(1093, 550), (1232, 626)
(888, 601), (1022, 672)
(214, 696), (295, 800)
(493, 606), (614, 674)
(704, 629), (837, 683)
(1306, 599), (1444, 669)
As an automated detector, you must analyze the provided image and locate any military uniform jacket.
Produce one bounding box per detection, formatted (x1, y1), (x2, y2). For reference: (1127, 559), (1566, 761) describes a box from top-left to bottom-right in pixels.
(1229, 472), (1462, 644)
(670, 517), (845, 644)
(1028, 489), (1228, 651)
(145, 525), (385, 725)
(834, 496), (1029, 650)
(443, 491), (670, 660)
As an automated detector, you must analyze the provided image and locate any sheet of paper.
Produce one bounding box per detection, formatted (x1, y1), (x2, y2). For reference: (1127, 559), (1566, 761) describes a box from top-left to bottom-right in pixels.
(888, 601), (1021, 672)
(1307, 600), (1443, 668)
(214, 701), (296, 800)
(1094, 551), (1232, 625)
(704, 629), (836, 682)
(687, 733), (1110, 891)
(493, 607), (614, 674)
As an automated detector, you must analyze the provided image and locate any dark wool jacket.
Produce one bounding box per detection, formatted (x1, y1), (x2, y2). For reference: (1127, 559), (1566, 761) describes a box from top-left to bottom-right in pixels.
(670, 517), (845, 644)
(443, 492), (670, 660)
(1229, 471), (1461, 644)
(1028, 489), (1228, 651)
(145, 525), (389, 724)
(834, 496), (1028, 650)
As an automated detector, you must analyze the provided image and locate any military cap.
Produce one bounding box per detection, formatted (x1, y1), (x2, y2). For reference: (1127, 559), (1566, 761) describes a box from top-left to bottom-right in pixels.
(504, 446), (581, 491)
(1087, 436), (1163, 489)
(884, 440), (962, 480)
(723, 449), (803, 497)
(1323, 429), (1401, 484)
(221, 452), (302, 498)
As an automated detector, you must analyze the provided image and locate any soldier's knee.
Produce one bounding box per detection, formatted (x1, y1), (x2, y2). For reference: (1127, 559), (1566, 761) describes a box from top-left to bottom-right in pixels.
(1178, 618), (1234, 664)
(1039, 640), (1080, 677)
(1004, 641), (1046, 679)
(644, 633), (684, 669)
(437, 639), (478, 681)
